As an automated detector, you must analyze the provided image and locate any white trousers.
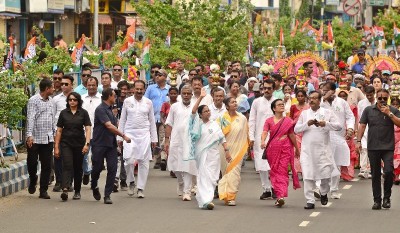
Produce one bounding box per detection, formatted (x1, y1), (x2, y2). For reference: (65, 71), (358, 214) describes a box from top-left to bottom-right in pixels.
(125, 159), (149, 190)
(360, 148), (370, 173)
(330, 165), (340, 192)
(175, 171), (193, 195)
(260, 170), (272, 192)
(304, 179), (330, 204)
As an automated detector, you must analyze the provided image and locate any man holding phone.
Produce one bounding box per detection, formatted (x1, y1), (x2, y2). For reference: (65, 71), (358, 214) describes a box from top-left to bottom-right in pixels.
(357, 89), (400, 210)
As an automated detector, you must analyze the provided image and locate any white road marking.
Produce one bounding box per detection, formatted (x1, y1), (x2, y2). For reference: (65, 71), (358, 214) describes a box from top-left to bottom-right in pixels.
(310, 212), (320, 217)
(342, 185), (352, 190)
(322, 202), (332, 207)
(299, 221), (310, 227)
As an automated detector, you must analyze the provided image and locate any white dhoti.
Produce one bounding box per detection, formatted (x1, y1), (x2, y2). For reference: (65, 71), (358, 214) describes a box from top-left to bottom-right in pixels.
(124, 129), (151, 190)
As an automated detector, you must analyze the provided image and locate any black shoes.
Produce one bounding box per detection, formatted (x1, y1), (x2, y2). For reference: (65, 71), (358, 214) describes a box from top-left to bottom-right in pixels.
(113, 184), (119, 193)
(372, 202), (382, 210)
(53, 183), (61, 192)
(382, 199), (391, 209)
(153, 163), (161, 169)
(92, 187), (101, 201)
(39, 192), (50, 199)
(160, 160), (167, 171)
(260, 191), (272, 200)
(28, 175), (37, 194)
(73, 192), (81, 200)
(304, 203), (315, 209)
(104, 196), (113, 204)
(82, 174), (90, 185)
(61, 191), (68, 201)
(321, 194), (328, 206)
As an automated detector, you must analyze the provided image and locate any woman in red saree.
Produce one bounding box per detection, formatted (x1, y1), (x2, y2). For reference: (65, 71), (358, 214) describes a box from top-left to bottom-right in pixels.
(289, 89), (309, 177)
(261, 99), (301, 207)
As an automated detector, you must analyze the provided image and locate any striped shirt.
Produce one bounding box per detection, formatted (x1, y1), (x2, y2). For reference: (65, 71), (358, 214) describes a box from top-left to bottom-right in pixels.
(26, 94), (55, 144)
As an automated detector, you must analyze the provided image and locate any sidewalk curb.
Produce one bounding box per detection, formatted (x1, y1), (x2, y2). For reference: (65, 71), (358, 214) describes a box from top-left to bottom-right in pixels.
(0, 160), (31, 197)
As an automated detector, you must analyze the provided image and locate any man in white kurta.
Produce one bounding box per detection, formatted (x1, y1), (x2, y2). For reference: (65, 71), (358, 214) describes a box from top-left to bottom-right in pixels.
(295, 91), (342, 209)
(209, 88), (226, 121)
(165, 85), (198, 201)
(118, 81), (157, 198)
(249, 80), (275, 199)
(321, 83), (355, 199)
(357, 86), (375, 178)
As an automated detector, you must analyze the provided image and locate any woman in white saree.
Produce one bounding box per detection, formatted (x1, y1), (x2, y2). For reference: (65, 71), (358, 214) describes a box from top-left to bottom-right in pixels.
(188, 89), (232, 210)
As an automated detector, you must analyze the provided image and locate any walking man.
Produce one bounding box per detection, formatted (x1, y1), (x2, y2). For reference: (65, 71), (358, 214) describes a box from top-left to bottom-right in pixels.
(91, 88), (131, 204)
(118, 80), (157, 198)
(26, 78), (55, 199)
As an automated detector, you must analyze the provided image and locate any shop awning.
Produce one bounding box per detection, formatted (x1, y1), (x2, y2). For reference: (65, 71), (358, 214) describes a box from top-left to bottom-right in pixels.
(98, 14), (112, 25)
(124, 16), (142, 26)
(0, 12), (21, 19)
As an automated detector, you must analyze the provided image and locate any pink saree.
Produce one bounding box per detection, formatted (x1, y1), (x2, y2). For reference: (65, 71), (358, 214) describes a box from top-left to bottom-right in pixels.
(290, 104), (309, 173)
(263, 117), (301, 199)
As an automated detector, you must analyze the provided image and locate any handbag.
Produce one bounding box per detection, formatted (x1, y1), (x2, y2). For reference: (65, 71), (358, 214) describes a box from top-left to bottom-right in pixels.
(262, 118), (285, 160)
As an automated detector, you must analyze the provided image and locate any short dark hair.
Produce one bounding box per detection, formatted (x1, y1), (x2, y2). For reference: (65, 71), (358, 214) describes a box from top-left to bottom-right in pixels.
(211, 87), (224, 96)
(118, 80), (129, 90)
(39, 78), (53, 92)
(323, 82), (336, 91)
(271, 99), (283, 115)
(271, 73), (282, 82)
(303, 61), (312, 68)
(151, 64), (162, 70)
(372, 76), (383, 83)
(101, 88), (114, 101)
(66, 92), (83, 109)
(133, 80), (145, 88)
(364, 85), (375, 94)
(53, 69), (64, 75)
(169, 87), (179, 93)
(231, 60), (241, 65)
(62, 75), (74, 84)
(197, 105), (207, 118)
(263, 79), (276, 89)
(229, 80), (241, 89)
(113, 64), (122, 69)
(295, 89), (307, 97)
(223, 96), (235, 107)
(82, 67), (92, 74)
(309, 90), (322, 99)
(195, 64), (204, 70)
(101, 72), (112, 79)
(87, 77), (99, 86)
(191, 76), (204, 85)
(376, 89), (389, 96)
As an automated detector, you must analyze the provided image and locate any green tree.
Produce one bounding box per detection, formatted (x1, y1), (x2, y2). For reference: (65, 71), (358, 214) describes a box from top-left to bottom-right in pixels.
(279, 0), (291, 17)
(332, 17), (362, 60)
(133, 0), (253, 66)
(296, 0), (311, 21)
(374, 8), (400, 46)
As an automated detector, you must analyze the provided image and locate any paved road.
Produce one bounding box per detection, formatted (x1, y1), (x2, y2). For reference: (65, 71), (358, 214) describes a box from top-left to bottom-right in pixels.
(1, 161), (400, 233)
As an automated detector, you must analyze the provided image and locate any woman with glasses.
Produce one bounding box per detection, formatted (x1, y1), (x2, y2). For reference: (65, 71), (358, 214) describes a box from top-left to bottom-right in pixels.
(261, 99), (300, 207)
(54, 92), (92, 201)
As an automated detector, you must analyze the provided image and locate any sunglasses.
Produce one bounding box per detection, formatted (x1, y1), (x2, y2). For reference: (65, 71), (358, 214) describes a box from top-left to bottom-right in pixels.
(151, 70), (159, 73)
(189, 73), (197, 76)
(231, 75), (238, 78)
(68, 98), (78, 102)
(378, 97), (388, 101)
(113, 69), (122, 71)
(53, 77), (62, 81)
(82, 74), (91, 77)
(61, 83), (70, 86)
(156, 73), (164, 77)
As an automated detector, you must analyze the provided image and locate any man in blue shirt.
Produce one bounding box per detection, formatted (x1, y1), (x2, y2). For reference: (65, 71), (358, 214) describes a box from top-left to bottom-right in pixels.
(144, 69), (170, 169)
(352, 50), (367, 74)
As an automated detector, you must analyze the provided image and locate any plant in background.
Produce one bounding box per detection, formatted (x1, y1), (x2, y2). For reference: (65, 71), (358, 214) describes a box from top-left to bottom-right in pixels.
(331, 17), (362, 60)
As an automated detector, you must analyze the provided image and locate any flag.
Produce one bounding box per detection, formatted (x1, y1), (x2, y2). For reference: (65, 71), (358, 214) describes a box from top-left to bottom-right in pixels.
(279, 27), (284, 46)
(327, 21), (334, 41)
(119, 20), (136, 56)
(246, 32), (253, 63)
(363, 25), (372, 37)
(24, 36), (36, 60)
(165, 31), (171, 48)
(301, 19), (310, 32)
(71, 34), (86, 66)
(5, 36), (14, 71)
(291, 20), (299, 37)
(374, 26), (385, 40)
(317, 21), (324, 42)
(394, 23), (400, 39)
(141, 39), (151, 81)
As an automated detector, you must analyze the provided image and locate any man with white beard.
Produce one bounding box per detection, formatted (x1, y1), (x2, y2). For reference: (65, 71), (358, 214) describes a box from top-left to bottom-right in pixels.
(164, 85), (198, 201)
(249, 79), (276, 199)
(118, 80), (157, 198)
(321, 82), (355, 199)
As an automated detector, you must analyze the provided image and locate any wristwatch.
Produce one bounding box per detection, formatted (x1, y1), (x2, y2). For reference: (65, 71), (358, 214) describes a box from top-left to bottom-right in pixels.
(86, 142), (90, 146)
(389, 112), (394, 118)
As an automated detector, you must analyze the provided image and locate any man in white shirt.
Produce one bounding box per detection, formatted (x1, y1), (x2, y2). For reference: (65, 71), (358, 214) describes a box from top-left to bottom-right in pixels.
(178, 76), (213, 106)
(111, 64), (123, 89)
(118, 80), (157, 198)
(52, 75), (73, 192)
(209, 88), (226, 121)
(81, 77), (102, 185)
(357, 86), (375, 178)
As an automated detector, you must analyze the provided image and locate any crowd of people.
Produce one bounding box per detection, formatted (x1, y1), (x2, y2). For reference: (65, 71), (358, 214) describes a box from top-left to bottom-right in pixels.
(25, 47), (400, 211)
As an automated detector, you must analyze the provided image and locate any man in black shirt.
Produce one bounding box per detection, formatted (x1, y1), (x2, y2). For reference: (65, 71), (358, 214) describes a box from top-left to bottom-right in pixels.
(357, 89), (400, 210)
(91, 88), (131, 204)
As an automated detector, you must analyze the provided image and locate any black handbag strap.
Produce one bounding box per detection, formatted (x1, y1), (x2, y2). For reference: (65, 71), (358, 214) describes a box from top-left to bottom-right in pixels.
(265, 117), (285, 149)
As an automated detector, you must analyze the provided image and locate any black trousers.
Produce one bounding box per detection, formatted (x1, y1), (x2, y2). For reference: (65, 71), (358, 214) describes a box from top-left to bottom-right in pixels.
(91, 146), (117, 197)
(368, 150), (394, 202)
(61, 144), (84, 192)
(27, 143), (53, 193)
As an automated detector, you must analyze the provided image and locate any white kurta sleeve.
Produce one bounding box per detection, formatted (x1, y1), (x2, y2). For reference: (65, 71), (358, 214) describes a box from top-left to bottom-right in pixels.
(165, 105), (175, 127)
(148, 101), (158, 143)
(357, 101), (363, 124)
(248, 100), (257, 141)
(343, 101), (355, 130)
(294, 111), (309, 134)
(117, 98), (128, 141)
(324, 110), (342, 131)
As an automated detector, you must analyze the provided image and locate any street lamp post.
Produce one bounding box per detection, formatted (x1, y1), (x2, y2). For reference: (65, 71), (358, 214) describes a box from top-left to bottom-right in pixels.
(94, 0), (99, 48)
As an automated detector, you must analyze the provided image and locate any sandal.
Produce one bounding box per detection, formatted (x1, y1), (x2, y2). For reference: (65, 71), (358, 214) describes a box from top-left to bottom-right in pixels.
(275, 198), (285, 207)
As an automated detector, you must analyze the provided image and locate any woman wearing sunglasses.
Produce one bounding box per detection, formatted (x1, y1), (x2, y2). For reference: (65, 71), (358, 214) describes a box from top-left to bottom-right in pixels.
(54, 92), (92, 201)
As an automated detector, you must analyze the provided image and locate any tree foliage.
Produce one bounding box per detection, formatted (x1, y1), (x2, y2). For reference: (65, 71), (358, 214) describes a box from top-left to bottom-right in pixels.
(133, 0), (253, 66)
(331, 17), (362, 60)
(374, 8), (400, 46)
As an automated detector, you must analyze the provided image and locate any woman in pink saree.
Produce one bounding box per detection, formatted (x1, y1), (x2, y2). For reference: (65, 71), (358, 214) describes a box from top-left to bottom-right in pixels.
(261, 99), (301, 207)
